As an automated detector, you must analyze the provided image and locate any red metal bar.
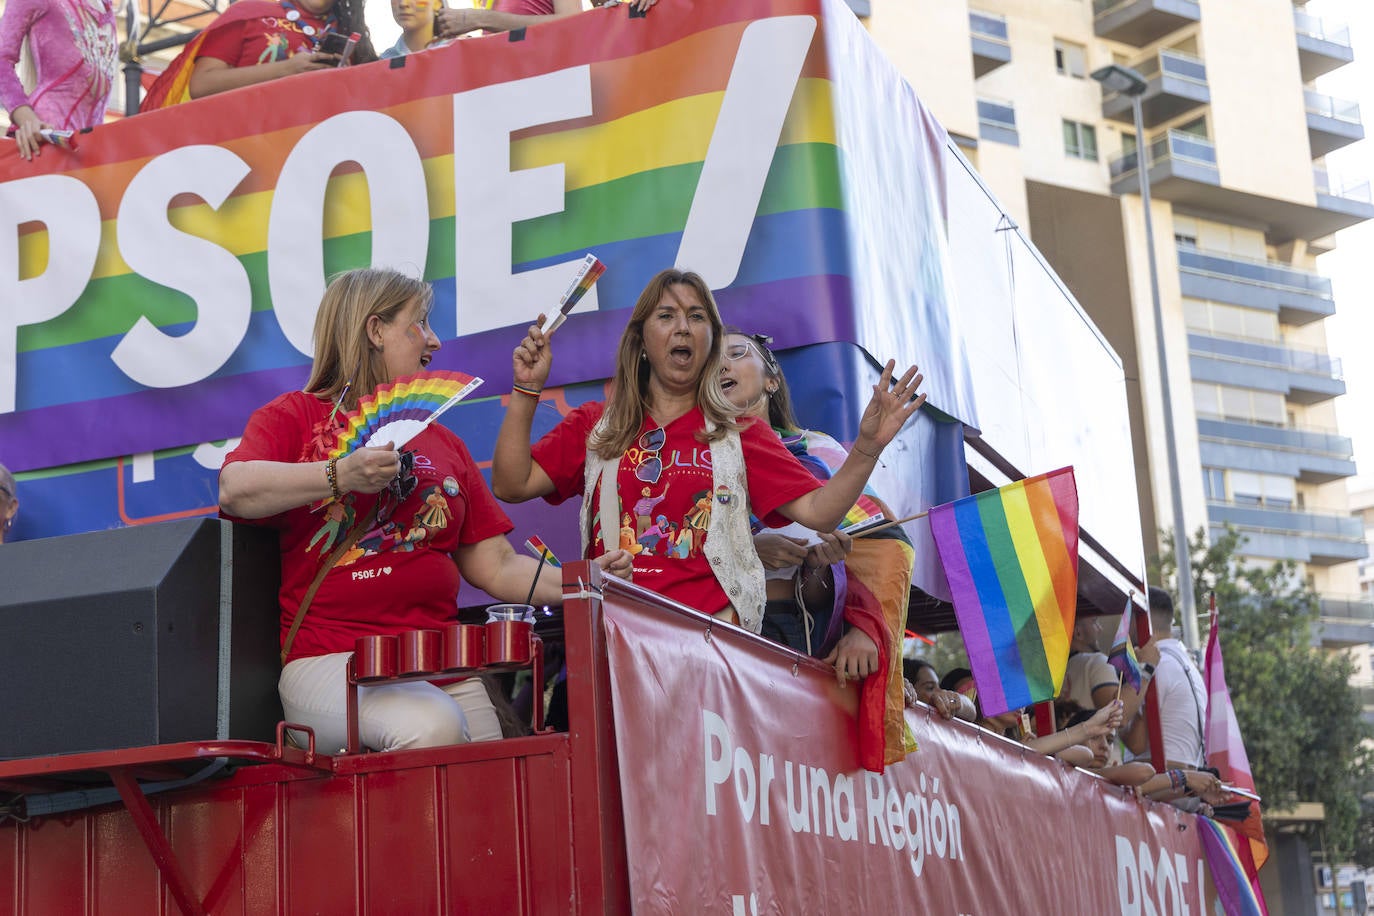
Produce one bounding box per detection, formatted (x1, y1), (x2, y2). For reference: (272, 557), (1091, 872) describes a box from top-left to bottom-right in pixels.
(109, 769), (209, 916)
(1134, 602), (1167, 772)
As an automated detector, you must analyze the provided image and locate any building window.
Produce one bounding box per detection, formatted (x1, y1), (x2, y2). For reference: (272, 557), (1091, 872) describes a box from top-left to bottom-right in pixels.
(1228, 471), (1296, 509)
(1054, 39), (1087, 78)
(1062, 119), (1097, 160)
(1203, 468), (1226, 501)
(1192, 383), (1287, 425)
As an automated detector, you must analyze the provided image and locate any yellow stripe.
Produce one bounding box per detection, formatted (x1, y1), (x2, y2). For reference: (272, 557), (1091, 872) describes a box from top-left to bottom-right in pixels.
(1001, 481), (1071, 691)
(32, 80), (834, 283)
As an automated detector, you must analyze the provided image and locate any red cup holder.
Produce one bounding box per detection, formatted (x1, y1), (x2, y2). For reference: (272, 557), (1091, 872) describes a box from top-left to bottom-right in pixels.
(399, 629), (442, 675)
(442, 624), (486, 671)
(485, 620), (533, 665)
(353, 634), (399, 681)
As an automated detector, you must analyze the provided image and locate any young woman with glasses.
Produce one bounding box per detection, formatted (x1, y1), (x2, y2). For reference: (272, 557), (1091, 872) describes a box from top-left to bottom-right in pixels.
(218, 268), (632, 754)
(492, 267), (926, 664)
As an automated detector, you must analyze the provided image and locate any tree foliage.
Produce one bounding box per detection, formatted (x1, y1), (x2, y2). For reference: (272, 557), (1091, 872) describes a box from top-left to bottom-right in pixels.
(1158, 525), (1373, 862)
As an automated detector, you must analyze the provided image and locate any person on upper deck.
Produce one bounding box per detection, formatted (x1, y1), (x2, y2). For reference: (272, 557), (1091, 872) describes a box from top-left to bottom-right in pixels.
(379, 0), (439, 58)
(433, 0), (656, 40)
(218, 268), (631, 754)
(0, 0), (117, 160)
(140, 0), (376, 109)
(1122, 586), (1208, 772)
(0, 462), (18, 542)
(902, 658), (975, 721)
(491, 267), (926, 661)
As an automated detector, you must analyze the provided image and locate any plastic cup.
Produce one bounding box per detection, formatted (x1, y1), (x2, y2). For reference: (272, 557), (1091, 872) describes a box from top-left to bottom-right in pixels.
(485, 603), (536, 624)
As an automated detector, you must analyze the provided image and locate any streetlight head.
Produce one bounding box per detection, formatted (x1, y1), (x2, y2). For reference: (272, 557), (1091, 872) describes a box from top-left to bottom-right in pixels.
(1091, 63), (1149, 96)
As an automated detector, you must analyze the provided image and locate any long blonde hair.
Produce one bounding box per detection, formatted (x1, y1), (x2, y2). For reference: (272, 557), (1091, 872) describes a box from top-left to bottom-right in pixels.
(304, 268), (433, 412)
(589, 269), (741, 459)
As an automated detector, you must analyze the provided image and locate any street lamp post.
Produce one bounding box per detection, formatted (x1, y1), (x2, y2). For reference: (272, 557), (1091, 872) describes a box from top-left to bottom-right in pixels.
(1091, 63), (1200, 652)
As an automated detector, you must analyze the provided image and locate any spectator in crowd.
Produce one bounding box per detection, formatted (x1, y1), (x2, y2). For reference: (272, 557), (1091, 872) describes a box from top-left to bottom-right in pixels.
(435, 0), (656, 39)
(1123, 586), (1208, 771)
(141, 0), (376, 110)
(902, 657), (975, 721)
(492, 268), (925, 686)
(941, 666), (1123, 759)
(1062, 611), (1159, 720)
(219, 268), (631, 753)
(380, 0), (440, 58)
(0, 463), (17, 542)
(1, 0), (118, 160)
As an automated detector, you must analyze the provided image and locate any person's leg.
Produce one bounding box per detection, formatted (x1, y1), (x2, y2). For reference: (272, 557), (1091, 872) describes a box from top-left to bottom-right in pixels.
(280, 652), (469, 752)
(440, 677), (503, 742)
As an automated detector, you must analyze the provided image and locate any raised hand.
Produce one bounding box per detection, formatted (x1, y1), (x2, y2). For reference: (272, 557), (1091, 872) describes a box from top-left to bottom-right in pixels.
(513, 315), (553, 391)
(854, 360), (927, 457)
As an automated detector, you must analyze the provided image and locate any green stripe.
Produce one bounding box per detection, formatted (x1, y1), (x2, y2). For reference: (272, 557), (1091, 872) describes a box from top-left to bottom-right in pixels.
(20, 143), (839, 351)
(14, 442), (204, 481)
(977, 491), (1054, 698)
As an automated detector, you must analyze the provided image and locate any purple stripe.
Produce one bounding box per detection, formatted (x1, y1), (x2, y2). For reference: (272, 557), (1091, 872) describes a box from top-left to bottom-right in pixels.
(928, 501), (1007, 714)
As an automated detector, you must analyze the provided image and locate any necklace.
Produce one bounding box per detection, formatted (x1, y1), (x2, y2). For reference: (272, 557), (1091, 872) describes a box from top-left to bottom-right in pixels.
(278, 0), (337, 39)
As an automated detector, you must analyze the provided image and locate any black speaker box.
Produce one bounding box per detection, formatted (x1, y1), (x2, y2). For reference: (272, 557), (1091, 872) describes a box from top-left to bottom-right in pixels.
(0, 518), (283, 760)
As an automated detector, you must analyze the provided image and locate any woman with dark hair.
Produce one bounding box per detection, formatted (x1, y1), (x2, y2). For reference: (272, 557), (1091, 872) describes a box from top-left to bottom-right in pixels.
(902, 658), (973, 721)
(219, 268), (631, 753)
(0, 462), (17, 542)
(492, 268), (925, 676)
(140, 0), (375, 109)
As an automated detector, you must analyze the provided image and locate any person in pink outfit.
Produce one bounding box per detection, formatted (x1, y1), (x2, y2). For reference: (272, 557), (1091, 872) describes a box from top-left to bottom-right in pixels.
(0, 0), (117, 160)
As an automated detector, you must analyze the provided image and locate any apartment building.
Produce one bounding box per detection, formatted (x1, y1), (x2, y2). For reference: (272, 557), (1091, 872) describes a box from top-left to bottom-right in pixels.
(864, 0), (1370, 654)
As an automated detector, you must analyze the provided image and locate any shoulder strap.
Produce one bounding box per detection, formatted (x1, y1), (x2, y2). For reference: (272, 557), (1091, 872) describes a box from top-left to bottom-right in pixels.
(280, 502), (379, 666)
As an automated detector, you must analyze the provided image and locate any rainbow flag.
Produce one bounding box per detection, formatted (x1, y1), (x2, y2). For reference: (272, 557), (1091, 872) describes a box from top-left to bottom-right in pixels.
(928, 467), (1078, 717)
(1198, 818), (1267, 916)
(1106, 597), (1141, 693)
(524, 535), (561, 568)
(543, 254), (607, 336)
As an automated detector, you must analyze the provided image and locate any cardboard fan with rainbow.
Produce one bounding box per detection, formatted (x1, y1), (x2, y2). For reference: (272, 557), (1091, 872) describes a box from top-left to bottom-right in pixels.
(329, 370), (483, 459)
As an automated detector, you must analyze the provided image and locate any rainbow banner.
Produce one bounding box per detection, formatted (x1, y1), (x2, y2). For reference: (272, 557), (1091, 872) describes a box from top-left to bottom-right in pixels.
(1198, 818), (1267, 916)
(928, 467), (1079, 716)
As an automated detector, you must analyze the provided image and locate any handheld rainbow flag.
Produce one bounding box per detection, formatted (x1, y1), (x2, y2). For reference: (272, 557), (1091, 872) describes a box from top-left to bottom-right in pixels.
(1198, 818), (1267, 916)
(330, 370), (482, 459)
(928, 467), (1079, 717)
(524, 535), (561, 568)
(541, 254), (606, 336)
(1106, 597), (1141, 693)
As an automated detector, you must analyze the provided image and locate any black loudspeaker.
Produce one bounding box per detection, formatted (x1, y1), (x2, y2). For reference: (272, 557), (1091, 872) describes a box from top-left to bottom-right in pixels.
(0, 518), (282, 759)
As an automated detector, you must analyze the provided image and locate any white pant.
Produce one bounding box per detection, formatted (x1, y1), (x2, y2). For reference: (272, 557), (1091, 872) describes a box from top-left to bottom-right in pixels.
(279, 652), (503, 754)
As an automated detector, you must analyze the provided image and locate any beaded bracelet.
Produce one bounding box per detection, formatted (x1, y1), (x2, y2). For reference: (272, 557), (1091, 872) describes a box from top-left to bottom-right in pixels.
(512, 383), (542, 399)
(325, 457), (342, 500)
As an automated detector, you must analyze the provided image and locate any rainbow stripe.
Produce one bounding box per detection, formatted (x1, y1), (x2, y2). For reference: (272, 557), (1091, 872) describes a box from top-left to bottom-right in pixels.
(1107, 599), (1141, 693)
(928, 467), (1078, 716)
(330, 370), (480, 458)
(524, 536), (561, 568)
(1198, 818), (1266, 916)
(544, 254), (607, 335)
(840, 494), (884, 532)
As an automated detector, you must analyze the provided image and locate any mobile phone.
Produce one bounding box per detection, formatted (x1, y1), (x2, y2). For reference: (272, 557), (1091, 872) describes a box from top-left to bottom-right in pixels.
(316, 31), (357, 66)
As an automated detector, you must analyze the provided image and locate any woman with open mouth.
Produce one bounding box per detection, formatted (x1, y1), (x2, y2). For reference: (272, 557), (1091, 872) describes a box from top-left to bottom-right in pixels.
(492, 267), (927, 674)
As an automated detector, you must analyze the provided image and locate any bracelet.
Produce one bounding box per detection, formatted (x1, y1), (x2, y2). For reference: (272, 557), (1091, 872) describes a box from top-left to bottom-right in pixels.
(852, 444), (882, 460)
(1142, 662), (1156, 678)
(325, 457), (342, 500)
(512, 383), (542, 399)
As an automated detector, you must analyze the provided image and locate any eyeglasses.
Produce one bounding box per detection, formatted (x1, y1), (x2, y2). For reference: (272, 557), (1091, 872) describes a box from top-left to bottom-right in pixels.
(0, 484), (10, 500)
(723, 342), (758, 361)
(634, 428), (664, 484)
(724, 334), (778, 372)
(377, 449), (417, 524)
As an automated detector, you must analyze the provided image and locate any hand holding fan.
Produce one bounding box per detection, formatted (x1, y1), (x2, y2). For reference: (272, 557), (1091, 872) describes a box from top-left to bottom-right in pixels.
(540, 254), (606, 337)
(330, 370), (483, 459)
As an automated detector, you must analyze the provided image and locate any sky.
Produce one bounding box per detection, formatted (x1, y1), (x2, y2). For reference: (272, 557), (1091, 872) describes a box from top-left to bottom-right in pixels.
(1310, 0), (1374, 499)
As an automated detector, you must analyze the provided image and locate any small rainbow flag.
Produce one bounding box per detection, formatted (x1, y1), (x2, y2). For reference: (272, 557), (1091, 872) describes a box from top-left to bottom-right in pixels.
(1107, 597), (1141, 693)
(1198, 818), (1267, 916)
(330, 370), (482, 459)
(524, 535), (561, 568)
(839, 494), (885, 533)
(928, 467), (1078, 717)
(541, 254), (606, 336)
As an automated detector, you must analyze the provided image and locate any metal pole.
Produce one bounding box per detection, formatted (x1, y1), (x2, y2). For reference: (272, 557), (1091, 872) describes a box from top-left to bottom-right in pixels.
(121, 0), (141, 117)
(1133, 95), (1200, 651)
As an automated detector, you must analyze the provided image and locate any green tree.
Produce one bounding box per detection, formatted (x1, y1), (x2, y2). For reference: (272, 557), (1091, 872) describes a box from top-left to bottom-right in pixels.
(1159, 525), (1373, 862)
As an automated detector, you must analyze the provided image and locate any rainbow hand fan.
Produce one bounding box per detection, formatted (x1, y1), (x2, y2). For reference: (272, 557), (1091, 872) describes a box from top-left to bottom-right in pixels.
(540, 254), (606, 336)
(330, 370), (483, 459)
(839, 494), (886, 536)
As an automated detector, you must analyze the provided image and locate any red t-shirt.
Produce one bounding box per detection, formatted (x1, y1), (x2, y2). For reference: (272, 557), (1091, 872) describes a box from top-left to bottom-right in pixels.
(223, 390), (513, 663)
(531, 402), (820, 614)
(197, 4), (330, 68)
(493, 0), (553, 13)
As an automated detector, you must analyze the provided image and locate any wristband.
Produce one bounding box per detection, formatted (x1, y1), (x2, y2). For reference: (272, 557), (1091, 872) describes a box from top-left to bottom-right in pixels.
(512, 383), (542, 399)
(326, 457), (342, 500)
(1142, 662), (1156, 678)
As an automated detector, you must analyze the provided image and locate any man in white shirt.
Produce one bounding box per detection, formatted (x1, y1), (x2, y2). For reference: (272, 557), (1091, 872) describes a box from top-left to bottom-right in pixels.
(1124, 587), (1207, 770)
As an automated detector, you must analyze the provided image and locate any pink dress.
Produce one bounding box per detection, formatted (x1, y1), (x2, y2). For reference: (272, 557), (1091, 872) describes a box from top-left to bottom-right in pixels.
(492, 0), (554, 13)
(0, 0), (117, 129)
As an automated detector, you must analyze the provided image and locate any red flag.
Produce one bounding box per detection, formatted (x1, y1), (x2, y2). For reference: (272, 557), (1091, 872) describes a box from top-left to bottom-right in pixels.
(1204, 596), (1270, 898)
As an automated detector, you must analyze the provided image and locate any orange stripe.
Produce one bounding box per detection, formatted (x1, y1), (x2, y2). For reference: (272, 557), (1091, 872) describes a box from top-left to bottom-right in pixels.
(1024, 475), (1077, 634)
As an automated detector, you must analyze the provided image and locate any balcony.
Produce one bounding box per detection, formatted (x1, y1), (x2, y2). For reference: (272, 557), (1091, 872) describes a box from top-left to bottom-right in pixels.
(977, 97), (1019, 147)
(1093, 0), (1200, 47)
(1176, 245), (1333, 324)
(1208, 501), (1367, 565)
(1294, 8), (1354, 82)
(970, 10), (1011, 78)
(1196, 416), (1355, 485)
(1188, 332), (1344, 404)
(1314, 169), (1374, 228)
(1110, 128), (1217, 191)
(1314, 596), (1374, 648)
(1306, 91), (1364, 158)
(1102, 50), (1209, 127)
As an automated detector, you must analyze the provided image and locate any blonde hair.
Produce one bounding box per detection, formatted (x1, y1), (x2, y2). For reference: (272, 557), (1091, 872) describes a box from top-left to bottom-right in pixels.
(304, 268), (433, 412)
(589, 269), (741, 459)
